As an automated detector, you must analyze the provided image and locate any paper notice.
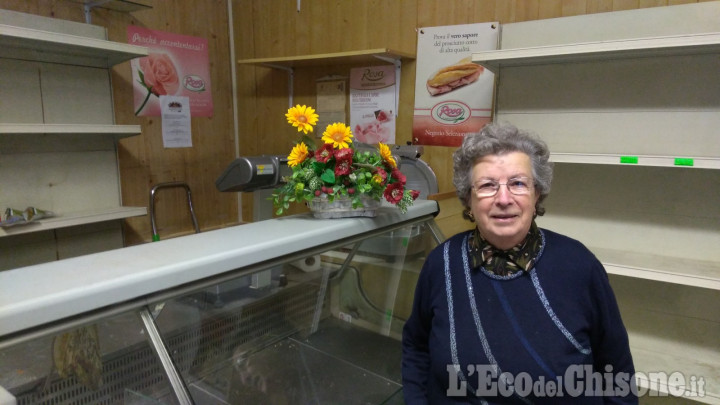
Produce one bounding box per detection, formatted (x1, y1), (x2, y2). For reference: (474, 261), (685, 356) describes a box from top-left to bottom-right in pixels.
(160, 95), (192, 148)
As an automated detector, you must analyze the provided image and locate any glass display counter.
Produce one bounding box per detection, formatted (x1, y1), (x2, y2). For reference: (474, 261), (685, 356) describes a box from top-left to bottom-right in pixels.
(0, 200), (442, 404)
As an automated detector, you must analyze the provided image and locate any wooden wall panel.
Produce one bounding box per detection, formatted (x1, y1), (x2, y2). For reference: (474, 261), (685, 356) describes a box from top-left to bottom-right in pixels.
(110, 1), (237, 244)
(232, 0), (701, 222)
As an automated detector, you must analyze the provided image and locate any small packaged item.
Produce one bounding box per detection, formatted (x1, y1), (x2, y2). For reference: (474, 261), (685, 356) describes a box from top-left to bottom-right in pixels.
(1, 207), (55, 228)
(1, 208), (27, 227)
(24, 207), (54, 221)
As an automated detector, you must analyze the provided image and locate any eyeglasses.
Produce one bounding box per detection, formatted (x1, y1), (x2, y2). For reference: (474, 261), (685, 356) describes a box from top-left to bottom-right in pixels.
(472, 177), (534, 198)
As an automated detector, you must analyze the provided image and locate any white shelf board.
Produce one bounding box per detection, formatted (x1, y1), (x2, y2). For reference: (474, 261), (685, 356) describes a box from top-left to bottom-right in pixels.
(0, 206), (147, 237)
(0, 123), (141, 138)
(473, 32), (720, 72)
(0, 124), (142, 152)
(550, 153), (720, 169)
(630, 334), (720, 403)
(0, 23), (147, 68)
(592, 247), (720, 290)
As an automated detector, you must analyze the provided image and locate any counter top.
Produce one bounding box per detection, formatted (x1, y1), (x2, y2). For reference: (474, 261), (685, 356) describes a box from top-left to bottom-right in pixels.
(0, 200), (438, 339)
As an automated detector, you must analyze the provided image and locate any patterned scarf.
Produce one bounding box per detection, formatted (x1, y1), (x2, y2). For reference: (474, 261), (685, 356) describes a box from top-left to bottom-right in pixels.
(469, 221), (542, 276)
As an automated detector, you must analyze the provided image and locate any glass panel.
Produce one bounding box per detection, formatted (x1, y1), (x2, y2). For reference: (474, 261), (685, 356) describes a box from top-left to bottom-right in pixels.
(0, 311), (180, 405)
(148, 219), (439, 404)
(329, 223), (436, 337)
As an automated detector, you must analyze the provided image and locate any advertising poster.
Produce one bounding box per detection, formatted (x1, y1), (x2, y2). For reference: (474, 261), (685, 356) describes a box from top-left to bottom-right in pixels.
(412, 23), (498, 146)
(127, 26), (213, 117)
(350, 65), (396, 145)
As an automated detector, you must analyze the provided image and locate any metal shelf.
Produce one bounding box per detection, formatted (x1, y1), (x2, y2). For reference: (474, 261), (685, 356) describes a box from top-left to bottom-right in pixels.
(550, 153), (720, 169)
(0, 206), (147, 238)
(0, 123), (141, 137)
(472, 32), (720, 73)
(594, 246), (720, 291)
(0, 23), (147, 68)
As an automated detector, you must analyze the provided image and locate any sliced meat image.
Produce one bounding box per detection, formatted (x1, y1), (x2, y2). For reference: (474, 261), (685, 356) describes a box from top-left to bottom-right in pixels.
(426, 62), (484, 96)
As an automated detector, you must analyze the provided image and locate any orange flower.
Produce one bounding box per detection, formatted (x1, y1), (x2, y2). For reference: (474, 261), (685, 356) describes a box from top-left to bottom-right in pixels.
(286, 105), (319, 134)
(287, 142), (309, 167)
(322, 123), (353, 149)
(378, 143), (397, 168)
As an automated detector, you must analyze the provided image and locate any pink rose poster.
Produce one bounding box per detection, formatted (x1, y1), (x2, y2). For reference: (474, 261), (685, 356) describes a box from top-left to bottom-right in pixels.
(127, 27), (213, 117)
(412, 23), (498, 146)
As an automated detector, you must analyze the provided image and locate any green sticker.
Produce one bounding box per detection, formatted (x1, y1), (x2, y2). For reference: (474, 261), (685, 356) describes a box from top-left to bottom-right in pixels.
(674, 158), (694, 167)
(620, 156), (638, 164)
(385, 309), (393, 321)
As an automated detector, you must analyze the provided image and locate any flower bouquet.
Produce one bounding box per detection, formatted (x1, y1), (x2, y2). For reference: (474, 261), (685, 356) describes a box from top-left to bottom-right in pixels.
(272, 105), (419, 217)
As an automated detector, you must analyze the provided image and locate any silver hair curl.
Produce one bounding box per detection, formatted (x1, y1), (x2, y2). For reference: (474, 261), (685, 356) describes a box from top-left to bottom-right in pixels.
(452, 122), (553, 221)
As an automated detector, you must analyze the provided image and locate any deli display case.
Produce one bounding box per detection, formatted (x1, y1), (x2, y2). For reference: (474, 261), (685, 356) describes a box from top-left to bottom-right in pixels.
(0, 200), (442, 404)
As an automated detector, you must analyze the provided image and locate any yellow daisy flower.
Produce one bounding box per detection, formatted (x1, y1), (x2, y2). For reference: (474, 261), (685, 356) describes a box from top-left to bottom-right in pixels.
(378, 143), (397, 168)
(285, 105), (319, 134)
(287, 142), (309, 167)
(322, 123), (353, 149)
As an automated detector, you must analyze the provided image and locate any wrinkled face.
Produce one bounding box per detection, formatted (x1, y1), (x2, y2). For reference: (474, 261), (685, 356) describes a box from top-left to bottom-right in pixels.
(469, 152), (539, 250)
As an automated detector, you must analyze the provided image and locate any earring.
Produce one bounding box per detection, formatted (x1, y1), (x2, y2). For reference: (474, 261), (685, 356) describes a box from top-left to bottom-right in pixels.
(466, 210), (475, 221)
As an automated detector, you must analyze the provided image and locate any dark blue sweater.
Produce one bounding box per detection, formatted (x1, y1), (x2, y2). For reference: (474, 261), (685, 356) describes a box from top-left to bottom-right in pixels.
(402, 229), (637, 404)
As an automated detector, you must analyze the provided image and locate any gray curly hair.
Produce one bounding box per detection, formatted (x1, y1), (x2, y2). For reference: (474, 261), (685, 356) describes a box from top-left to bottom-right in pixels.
(452, 122), (553, 221)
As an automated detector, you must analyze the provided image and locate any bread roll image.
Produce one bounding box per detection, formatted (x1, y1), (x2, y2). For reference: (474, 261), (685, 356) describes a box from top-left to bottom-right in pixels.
(426, 57), (484, 96)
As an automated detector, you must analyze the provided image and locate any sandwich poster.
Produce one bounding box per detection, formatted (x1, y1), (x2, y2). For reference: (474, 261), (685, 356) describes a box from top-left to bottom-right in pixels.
(412, 23), (498, 146)
(127, 27), (214, 117)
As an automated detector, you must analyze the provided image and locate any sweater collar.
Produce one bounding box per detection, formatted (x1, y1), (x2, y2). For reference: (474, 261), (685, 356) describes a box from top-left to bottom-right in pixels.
(469, 221), (542, 276)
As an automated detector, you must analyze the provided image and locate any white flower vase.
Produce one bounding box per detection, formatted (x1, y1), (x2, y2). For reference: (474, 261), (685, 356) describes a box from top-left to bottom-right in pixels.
(308, 195), (381, 219)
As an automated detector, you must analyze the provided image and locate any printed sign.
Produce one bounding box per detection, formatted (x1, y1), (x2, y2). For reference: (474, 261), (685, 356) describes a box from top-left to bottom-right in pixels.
(350, 65), (396, 145)
(160, 96), (192, 148)
(413, 23), (498, 146)
(127, 27), (214, 117)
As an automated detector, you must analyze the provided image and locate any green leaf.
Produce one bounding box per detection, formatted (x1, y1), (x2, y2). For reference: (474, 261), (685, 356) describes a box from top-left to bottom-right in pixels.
(311, 161), (325, 174)
(320, 169), (336, 184)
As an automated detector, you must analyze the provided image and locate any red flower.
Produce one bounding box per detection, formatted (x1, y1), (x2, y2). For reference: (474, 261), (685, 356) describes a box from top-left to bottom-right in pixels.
(334, 147), (353, 160)
(375, 167), (388, 183)
(410, 190), (420, 200)
(334, 148), (353, 176)
(391, 168), (406, 184)
(314, 144), (334, 163)
(384, 182), (404, 204)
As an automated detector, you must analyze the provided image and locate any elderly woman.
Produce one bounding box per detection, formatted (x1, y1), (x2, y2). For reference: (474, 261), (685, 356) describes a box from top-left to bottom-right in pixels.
(402, 123), (637, 404)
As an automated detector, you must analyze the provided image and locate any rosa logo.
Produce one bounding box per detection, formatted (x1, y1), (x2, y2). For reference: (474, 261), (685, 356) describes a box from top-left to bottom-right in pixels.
(431, 101), (470, 124)
(361, 68), (384, 82)
(183, 75), (206, 92)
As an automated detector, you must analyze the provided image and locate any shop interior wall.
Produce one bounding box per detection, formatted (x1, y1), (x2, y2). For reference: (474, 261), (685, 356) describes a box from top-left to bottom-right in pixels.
(231, 0), (704, 224)
(0, 0), (703, 247)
